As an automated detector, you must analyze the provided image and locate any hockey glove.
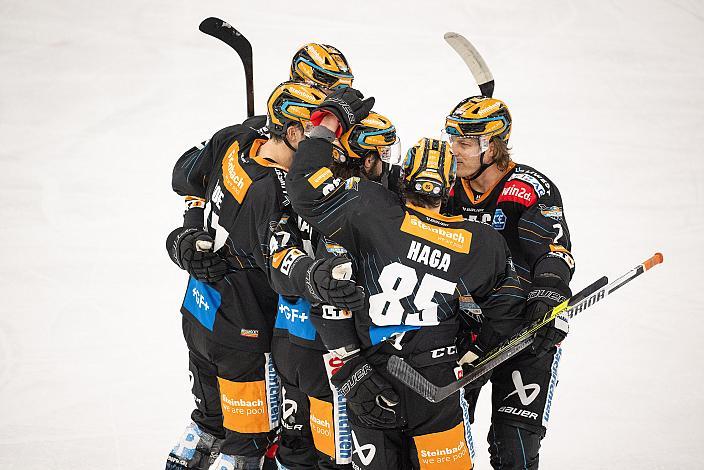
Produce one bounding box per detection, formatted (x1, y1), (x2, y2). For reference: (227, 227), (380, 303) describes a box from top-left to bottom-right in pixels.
(456, 328), (497, 390)
(527, 273), (571, 357)
(330, 352), (400, 429)
(311, 87), (375, 135)
(166, 227), (228, 283)
(305, 256), (365, 311)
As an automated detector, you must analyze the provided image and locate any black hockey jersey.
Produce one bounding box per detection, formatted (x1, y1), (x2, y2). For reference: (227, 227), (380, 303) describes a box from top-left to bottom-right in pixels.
(446, 163), (575, 288)
(273, 234), (351, 351)
(287, 138), (526, 350)
(172, 116), (318, 351)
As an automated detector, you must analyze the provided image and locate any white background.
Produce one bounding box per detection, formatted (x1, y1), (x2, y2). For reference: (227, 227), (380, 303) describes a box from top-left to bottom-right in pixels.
(1, 0), (702, 468)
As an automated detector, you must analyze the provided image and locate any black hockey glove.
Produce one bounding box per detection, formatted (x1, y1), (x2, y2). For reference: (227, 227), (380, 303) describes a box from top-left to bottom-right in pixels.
(330, 352), (400, 429)
(305, 256), (365, 311)
(166, 227), (228, 283)
(527, 273), (571, 357)
(315, 87), (375, 134)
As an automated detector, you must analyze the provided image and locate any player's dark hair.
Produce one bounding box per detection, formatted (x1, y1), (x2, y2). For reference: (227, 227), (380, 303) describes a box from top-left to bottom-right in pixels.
(403, 191), (443, 209)
(269, 121), (303, 143)
(330, 154), (378, 180)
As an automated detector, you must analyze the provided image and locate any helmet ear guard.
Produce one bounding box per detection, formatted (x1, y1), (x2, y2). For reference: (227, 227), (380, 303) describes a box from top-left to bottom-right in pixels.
(402, 138), (456, 200)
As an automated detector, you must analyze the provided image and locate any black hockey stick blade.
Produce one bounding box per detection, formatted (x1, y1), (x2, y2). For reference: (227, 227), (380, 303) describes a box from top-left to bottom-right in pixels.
(388, 275), (609, 403)
(444, 32), (494, 97)
(199, 17), (254, 117)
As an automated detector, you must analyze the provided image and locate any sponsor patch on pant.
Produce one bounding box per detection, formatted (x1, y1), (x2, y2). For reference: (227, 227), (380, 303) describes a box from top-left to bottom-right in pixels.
(309, 397), (335, 459)
(413, 421), (472, 469)
(217, 377), (270, 433)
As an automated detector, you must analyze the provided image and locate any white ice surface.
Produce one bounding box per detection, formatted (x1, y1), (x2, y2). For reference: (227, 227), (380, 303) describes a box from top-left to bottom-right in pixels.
(0, 0), (702, 468)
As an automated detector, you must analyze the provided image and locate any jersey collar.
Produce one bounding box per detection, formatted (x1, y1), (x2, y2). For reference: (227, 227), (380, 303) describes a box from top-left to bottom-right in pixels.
(406, 202), (464, 223)
(461, 161), (516, 205)
(249, 138), (289, 171)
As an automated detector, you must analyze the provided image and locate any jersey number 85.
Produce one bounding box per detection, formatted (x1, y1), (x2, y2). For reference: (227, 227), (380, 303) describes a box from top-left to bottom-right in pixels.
(369, 262), (456, 327)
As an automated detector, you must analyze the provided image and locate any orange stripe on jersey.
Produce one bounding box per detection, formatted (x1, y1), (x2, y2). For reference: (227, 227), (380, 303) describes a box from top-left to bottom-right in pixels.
(518, 226), (554, 241)
(400, 213), (471, 254)
(271, 248), (290, 269)
(460, 161), (516, 205)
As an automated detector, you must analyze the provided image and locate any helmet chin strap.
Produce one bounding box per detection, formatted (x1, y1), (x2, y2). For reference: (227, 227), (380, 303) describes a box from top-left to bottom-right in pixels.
(282, 122), (302, 152)
(468, 151), (496, 181)
(283, 135), (297, 152)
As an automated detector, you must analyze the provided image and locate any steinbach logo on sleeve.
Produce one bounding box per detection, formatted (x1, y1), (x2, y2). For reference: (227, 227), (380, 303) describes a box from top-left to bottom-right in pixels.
(222, 141), (252, 203)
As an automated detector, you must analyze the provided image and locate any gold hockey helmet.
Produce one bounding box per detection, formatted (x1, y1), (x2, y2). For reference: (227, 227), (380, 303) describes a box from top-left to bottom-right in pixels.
(267, 81), (327, 136)
(290, 43), (354, 90)
(403, 138), (456, 199)
(337, 112), (401, 164)
(444, 96), (512, 142)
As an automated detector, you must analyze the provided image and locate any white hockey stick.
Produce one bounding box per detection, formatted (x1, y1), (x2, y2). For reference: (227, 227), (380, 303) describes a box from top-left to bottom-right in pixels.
(444, 32), (495, 97)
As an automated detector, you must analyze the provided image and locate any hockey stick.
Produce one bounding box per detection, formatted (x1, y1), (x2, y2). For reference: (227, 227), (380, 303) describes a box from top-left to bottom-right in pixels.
(388, 253), (664, 403)
(387, 276), (606, 403)
(199, 17), (254, 117)
(444, 32), (494, 98)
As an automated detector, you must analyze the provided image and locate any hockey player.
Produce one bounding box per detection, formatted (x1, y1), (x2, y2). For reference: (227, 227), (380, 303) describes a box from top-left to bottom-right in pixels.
(272, 112), (399, 470)
(164, 81), (365, 470)
(286, 88), (527, 469)
(443, 96), (575, 469)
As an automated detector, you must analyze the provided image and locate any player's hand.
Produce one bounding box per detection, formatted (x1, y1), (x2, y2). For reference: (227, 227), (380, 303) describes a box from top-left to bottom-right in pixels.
(166, 227), (228, 283)
(527, 274), (571, 357)
(330, 352), (399, 429)
(305, 256), (365, 310)
(311, 87), (375, 135)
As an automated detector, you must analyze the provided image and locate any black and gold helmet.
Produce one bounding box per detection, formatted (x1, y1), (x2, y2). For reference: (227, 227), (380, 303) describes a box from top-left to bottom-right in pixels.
(290, 43), (354, 90)
(403, 138), (456, 199)
(266, 81), (327, 137)
(444, 96), (512, 142)
(337, 112), (399, 164)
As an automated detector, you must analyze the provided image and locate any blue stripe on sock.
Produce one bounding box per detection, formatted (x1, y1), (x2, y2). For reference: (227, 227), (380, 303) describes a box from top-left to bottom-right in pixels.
(516, 428), (528, 470)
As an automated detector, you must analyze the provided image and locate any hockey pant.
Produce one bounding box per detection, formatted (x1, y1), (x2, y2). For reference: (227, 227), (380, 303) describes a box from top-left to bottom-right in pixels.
(271, 337), (352, 469)
(465, 345), (562, 469)
(169, 317), (280, 469)
(349, 343), (475, 470)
